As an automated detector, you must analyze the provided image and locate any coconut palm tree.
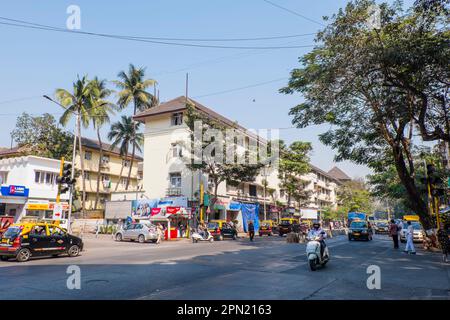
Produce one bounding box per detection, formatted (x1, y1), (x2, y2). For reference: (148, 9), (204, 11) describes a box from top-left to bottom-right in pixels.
(108, 116), (143, 191)
(89, 77), (116, 210)
(114, 64), (157, 190)
(56, 75), (94, 215)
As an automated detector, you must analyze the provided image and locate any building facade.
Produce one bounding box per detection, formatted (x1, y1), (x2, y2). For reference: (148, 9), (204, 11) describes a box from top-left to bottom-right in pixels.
(0, 156), (69, 222)
(75, 137), (142, 210)
(135, 96), (348, 225)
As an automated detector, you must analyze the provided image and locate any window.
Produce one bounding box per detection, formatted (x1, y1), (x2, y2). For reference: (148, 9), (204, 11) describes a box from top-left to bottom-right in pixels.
(249, 185), (257, 197)
(101, 174), (110, 182)
(84, 172), (90, 180)
(172, 144), (182, 158)
(34, 171), (57, 185)
(84, 151), (92, 160)
(121, 178), (128, 186)
(123, 159), (130, 167)
(169, 172), (181, 188)
(101, 155), (110, 164)
(171, 112), (183, 126)
(0, 171), (7, 185)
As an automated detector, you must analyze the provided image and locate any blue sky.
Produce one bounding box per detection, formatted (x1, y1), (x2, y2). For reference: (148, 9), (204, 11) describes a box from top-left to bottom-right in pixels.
(0, 0), (415, 178)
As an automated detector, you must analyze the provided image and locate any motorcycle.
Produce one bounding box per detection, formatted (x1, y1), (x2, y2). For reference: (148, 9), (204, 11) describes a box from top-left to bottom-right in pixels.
(306, 235), (329, 271)
(191, 230), (214, 243)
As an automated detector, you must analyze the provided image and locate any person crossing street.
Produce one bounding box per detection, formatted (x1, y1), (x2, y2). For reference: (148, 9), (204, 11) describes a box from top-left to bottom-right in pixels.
(248, 221), (255, 242)
(404, 221), (416, 254)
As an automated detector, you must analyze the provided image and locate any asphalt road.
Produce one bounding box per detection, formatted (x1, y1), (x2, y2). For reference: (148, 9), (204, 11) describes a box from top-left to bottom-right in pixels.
(0, 234), (449, 300)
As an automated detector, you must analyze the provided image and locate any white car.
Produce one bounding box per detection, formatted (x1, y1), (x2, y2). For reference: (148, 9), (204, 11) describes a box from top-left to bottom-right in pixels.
(114, 222), (159, 243)
(399, 222), (424, 243)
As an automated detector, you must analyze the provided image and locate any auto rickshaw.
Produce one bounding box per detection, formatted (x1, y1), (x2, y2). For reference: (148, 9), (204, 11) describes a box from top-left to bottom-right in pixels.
(278, 217), (299, 236)
(208, 219), (227, 241)
(259, 220), (274, 236)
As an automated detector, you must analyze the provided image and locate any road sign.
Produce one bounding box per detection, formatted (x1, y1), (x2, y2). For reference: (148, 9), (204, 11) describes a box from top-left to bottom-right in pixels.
(52, 203), (63, 220)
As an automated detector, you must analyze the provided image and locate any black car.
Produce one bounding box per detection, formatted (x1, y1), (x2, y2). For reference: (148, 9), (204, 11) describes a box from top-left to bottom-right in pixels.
(220, 223), (238, 240)
(348, 221), (373, 241)
(0, 223), (83, 262)
(374, 222), (389, 234)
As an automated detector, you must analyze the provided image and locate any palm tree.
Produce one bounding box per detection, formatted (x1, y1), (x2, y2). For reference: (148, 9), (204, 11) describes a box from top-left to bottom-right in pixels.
(108, 116), (143, 191)
(56, 75), (94, 215)
(89, 77), (116, 210)
(114, 64), (157, 190)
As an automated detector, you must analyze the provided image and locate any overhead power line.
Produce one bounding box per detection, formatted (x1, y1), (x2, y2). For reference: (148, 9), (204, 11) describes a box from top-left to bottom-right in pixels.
(0, 16), (316, 42)
(262, 0), (325, 27)
(192, 77), (288, 99)
(0, 17), (316, 50)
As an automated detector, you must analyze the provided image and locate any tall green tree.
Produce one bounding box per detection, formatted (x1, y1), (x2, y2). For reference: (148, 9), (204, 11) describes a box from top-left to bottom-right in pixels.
(11, 113), (73, 160)
(277, 140), (312, 210)
(114, 64), (157, 189)
(281, 0), (448, 228)
(56, 75), (94, 215)
(108, 116), (144, 192)
(337, 179), (373, 214)
(89, 77), (116, 210)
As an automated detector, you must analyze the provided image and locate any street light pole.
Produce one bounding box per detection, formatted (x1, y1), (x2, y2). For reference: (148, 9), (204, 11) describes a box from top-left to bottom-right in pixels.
(43, 95), (78, 232)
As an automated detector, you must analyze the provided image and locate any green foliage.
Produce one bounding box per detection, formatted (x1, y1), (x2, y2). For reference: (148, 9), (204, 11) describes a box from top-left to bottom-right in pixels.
(11, 113), (73, 160)
(114, 63), (157, 115)
(278, 139), (312, 207)
(337, 179), (373, 214)
(108, 116), (144, 156)
(281, 0), (448, 228)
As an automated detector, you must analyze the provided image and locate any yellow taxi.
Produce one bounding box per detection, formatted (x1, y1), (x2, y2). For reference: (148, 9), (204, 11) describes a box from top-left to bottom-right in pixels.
(0, 222), (83, 262)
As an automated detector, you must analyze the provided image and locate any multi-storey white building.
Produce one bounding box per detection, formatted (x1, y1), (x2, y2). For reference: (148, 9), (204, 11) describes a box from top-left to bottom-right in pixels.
(134, 96), (349, 225)
(0, 156), (69, 222)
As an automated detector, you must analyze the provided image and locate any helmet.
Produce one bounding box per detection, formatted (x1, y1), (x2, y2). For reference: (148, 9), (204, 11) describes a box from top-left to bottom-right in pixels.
(312, 221), (321, 228)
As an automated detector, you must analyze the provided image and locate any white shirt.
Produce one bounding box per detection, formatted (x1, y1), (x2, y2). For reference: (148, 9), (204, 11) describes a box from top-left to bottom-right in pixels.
(308, 228), (327, 239)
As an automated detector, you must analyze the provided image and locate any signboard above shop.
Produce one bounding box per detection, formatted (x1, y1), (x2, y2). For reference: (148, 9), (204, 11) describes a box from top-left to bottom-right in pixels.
(0, 185), (29, 197)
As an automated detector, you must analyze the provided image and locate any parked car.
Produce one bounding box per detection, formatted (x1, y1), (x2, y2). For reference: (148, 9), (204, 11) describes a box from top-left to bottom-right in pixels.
(348, 220), (373, 241)
(0, 222), (83, 262)
(114, 222), (159, 243)
(399, 221), (424, 243)
(259, 220), (274, 236)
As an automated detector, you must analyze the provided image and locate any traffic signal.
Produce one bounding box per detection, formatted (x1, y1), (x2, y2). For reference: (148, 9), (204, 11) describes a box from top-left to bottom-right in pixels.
(57, 163), (76, 194)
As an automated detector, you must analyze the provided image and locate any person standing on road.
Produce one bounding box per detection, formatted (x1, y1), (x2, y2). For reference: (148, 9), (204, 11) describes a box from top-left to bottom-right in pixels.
(248, 221), (255, 242)
(437, 222), (449, 262)
(389, 219), (399, 249)
(156, 223), (164, 244)
(404, 221), (416, 254)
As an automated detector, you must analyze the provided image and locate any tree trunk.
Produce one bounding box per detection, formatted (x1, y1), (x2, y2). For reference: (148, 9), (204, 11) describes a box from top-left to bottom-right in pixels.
(125, 141), (136, 190)
(114, 144), (128, 192)
(77, 114), (86, 217)
(392, 144), (432, 229)
(94, 126), (102, 210)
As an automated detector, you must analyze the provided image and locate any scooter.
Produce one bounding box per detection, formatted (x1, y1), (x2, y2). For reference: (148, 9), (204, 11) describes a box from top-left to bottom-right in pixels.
(191, 230), (214, 243)
(306, 236), (329, 271)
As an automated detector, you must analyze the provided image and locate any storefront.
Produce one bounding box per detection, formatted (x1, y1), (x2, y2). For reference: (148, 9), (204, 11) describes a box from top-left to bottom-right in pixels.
(25, 201), (69, 220)
(0, 185), (29, 221)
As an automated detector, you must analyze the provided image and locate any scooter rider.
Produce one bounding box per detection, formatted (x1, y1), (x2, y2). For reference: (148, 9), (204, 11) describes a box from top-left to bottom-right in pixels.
(307, 222), (327, 258)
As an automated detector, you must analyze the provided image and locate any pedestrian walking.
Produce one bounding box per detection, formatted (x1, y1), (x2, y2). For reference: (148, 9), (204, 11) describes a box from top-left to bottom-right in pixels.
(404, 221), (416, 254)
(389, 219), (399, 249)
(248, 221), (255, 242)
(437, 222), (449, 263)
(156, 223), (164, 244)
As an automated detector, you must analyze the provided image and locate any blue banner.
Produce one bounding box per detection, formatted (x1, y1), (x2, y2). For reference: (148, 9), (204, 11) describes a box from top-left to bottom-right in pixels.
(229, 202), (242, 211)
(241, 203), (259, 233)
(0, 185), (29, 197)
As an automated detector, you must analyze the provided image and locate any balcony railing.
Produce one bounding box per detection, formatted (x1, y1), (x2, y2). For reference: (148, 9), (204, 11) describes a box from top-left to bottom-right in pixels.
(166, 187), (182, 196)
